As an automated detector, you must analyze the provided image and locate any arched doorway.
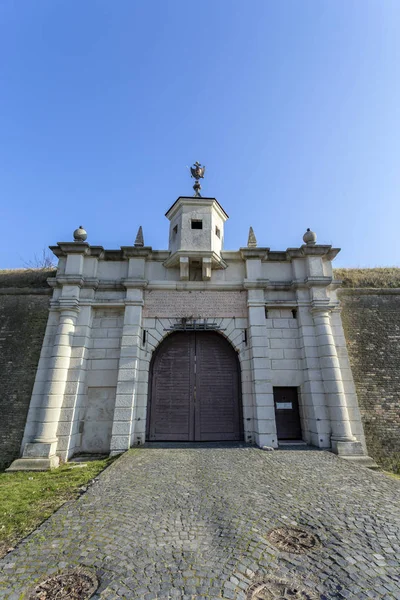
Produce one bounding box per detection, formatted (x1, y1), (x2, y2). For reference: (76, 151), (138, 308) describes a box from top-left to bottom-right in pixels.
(147, 331), (243, 442)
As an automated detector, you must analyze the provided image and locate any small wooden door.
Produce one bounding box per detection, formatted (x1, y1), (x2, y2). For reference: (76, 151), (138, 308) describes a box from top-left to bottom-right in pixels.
(147, 331), (243, 442)
(273, 387), (302, 440)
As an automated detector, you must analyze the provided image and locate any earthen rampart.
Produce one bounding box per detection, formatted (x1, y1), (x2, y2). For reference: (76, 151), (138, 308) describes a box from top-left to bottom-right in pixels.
(0, 270), (53, 468)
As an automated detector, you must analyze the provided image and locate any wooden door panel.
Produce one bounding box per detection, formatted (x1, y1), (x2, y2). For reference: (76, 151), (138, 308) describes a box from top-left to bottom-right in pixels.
(149, 332), (194, 441)
(148, 331), (243, 442)
(273, 387), (302, 440)
(195, 332), (242, 441)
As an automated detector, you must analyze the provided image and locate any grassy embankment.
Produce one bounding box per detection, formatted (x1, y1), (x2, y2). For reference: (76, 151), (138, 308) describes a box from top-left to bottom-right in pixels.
(0, 457), (115, 559)
(334, 267), (400, 288)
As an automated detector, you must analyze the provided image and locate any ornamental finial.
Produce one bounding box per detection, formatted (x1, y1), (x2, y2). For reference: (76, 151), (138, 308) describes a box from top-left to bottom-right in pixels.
(190, 161), (205, 197)
(73, 225), (87, 242)
(134, 226), (144, 247)
(247, 226), (257, 248)
(303, 227), (317, 246)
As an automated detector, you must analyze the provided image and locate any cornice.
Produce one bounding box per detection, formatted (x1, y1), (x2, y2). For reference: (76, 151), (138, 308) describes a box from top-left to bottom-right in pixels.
(165, 196), (229, 220)
(122, 278), (148, 289)
(50, 242), (90, 258)
(304, 276), (333, 288)
(243, 279), (270, 289)
(264, 251), (288, 262)
(121, 246), (153, 259)
(240, 248), (269, 260)
(55, 275), (84, 287)
(220, 251), (244, 262)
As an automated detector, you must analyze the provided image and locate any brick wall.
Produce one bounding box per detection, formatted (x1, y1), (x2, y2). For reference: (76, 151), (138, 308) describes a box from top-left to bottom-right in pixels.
(339, 289), (400, 471)
(0, 273), (51, 468)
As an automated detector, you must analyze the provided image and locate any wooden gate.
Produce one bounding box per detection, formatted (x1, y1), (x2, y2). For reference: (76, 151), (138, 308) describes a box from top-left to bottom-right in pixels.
(147, 331), (243, 442)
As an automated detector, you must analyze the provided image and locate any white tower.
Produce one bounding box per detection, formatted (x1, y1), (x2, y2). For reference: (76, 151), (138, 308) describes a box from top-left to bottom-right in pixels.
(164, 163), (228, 280)
(164, 196), (228, 280)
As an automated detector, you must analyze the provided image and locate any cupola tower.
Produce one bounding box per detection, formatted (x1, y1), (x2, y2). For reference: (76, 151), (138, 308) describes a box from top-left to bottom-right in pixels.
(163, 162), (228, 280)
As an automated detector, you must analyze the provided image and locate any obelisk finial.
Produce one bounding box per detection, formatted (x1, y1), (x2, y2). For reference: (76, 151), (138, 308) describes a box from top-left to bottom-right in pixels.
(134, 226), (144, 247)
(190, 161), (206, 197)
(247, 226), (257, 248)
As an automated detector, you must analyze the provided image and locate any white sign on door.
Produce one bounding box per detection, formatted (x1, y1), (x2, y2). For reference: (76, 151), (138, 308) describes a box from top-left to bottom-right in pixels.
(276, 402), (293, 410)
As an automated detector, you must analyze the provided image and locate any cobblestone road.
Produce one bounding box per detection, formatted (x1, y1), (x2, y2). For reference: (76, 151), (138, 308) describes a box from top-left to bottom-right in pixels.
(0, 446), (399, 599)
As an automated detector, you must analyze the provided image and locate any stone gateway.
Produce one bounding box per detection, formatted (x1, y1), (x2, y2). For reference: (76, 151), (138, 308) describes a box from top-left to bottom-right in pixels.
(148, 331), (242, 442)
(7, 178), (376, 470)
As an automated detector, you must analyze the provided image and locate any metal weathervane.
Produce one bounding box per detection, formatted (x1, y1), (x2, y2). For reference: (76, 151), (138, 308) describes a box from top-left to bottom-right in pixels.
(190, 161), (205, 197)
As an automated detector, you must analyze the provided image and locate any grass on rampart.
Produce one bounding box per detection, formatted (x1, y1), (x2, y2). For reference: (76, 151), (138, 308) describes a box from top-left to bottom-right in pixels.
(334, 267), (400, 288)
(0, 268), (56, 288)
(0, 457), (115, 559)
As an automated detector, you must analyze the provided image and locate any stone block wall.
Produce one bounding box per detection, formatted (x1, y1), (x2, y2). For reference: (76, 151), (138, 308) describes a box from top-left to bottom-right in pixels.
(0, 270), (52, 469)
(266, 309), (300, 383)
(71, 308), (123, 457)
(87, 308), (124, 386)
(339, 289), (400, 470)
(0, 268), (399, 470)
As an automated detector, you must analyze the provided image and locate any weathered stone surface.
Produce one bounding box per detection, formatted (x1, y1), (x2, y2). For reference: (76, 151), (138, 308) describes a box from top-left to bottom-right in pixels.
(0, 290), (50, 469)
(0, 447), (399, 599)
(339, 290), (400, 470)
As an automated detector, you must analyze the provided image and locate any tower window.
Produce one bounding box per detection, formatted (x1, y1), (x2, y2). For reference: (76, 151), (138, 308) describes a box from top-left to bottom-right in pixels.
(191, 220), (203, 229)
(173, 225), (178, 235)
(291, 309), (297, 319)
(215, 226), (221, 238)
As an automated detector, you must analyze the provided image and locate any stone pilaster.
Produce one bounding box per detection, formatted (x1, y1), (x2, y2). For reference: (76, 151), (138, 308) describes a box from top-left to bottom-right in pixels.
(110, 289), (143, 455)
(7, 302), (79, 470)
(17, 308), (60, 449)
(56, 304), (93, 460)
(311, 306), (364, 457)
(247, 288), (276, 448)
(296, 305), (330, 447)
(241, 248), (276, 448)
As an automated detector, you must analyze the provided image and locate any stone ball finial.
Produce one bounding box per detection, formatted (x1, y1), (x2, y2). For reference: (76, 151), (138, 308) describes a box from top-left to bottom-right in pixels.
(303, 228), (317, 246)
(73, 225), (87, 242)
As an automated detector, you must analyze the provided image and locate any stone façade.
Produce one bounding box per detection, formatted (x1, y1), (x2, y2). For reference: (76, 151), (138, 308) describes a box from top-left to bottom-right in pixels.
(1, 194), (395, 470)
(1, 272), (399, 471)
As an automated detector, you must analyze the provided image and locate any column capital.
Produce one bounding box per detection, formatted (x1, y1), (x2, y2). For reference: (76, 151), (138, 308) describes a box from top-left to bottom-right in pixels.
(55, 275), (84, 287)
(310, 303), (332, 316)
(57, 298), (80, 314)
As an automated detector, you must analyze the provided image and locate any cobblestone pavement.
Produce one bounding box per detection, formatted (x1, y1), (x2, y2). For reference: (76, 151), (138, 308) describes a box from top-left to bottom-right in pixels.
(1, 446), (400, 599)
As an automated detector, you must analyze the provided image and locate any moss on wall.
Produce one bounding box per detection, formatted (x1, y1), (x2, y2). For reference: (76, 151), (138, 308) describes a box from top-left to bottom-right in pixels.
(0, 270), (52, 469)
(339, 289), (400, 472)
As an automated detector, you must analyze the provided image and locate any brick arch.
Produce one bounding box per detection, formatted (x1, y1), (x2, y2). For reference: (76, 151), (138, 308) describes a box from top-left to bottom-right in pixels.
(148, 319), (245, 356)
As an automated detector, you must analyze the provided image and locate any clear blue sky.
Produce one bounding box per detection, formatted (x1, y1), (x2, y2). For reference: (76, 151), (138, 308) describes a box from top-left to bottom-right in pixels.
(1, 1), (399, 268)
